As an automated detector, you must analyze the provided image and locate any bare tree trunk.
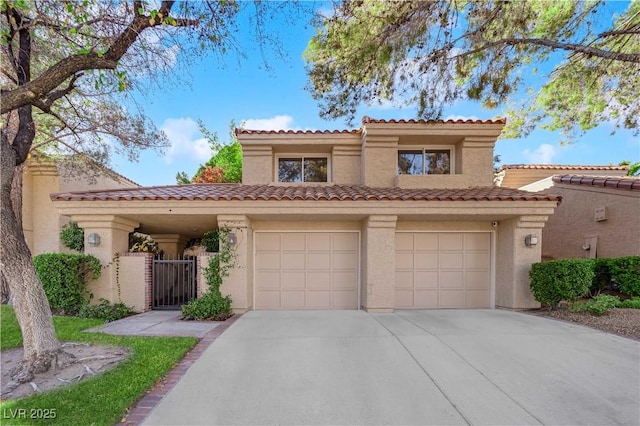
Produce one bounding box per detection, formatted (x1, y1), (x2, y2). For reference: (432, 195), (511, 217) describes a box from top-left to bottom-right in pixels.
(1, 164), (24, 304)
(0, 134), (72, 388)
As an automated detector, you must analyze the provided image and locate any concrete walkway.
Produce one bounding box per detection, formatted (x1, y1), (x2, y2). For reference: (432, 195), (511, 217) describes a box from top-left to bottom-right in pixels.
(143, 310), (640, 425)
(87, 311), (220, 338)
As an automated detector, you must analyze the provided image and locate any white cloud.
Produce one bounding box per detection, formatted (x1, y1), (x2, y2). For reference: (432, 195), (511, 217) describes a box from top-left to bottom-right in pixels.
(240, 115), (296, 131)
(523, 144), (557, 164)
(162, 117), (212, 164)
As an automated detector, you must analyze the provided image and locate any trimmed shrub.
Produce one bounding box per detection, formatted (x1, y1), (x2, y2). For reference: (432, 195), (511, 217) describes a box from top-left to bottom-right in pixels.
(181, 291), (232, 321)
(78, 298), (134, 322)
(609, 256), (640, 297)
(60, 221), (84, 252)
(619, 297), (640, 309)
(590, 258), (612, 294)
(529, 259), (594, 309)
(570, 295), (621, 315)
(33, 253), (101, 314)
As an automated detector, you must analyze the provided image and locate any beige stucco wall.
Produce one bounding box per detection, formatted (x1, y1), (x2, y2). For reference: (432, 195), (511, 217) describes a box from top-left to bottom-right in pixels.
(118, 254), (148, 312)
(542, 184), (640, 259)
(361, 215), (397, 312)
(332, 146), (361, 184)
(361, 136), (399, 187)
(498, 168), (628, 189)
(23, 159), (138, 255)
(242, 146), (273, 185)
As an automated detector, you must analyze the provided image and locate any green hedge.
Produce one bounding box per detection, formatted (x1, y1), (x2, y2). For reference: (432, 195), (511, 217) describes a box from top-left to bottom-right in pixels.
(591, 256), (640, 297)
(529, 259), (594, 308)
(33, 253), (101, 314)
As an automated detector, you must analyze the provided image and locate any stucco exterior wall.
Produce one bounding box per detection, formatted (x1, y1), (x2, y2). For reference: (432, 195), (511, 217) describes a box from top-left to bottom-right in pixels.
(332, 146), (361, 184)
(499, 168), (628, 189)
(242, 146), (273, 185)
(542, 184), (640, 259)
(361, 215), (397, 312)
(118, 253), (150, 312)
(361, 137), (398, 187)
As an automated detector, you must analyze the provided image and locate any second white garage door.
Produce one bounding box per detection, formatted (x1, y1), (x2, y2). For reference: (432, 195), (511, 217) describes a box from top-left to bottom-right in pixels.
(395, 232), (492, 308)
(255, 232), (359, 309)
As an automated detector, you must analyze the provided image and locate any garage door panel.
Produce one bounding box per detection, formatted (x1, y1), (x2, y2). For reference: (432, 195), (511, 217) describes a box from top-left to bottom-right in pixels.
(465, 252), (490, 269)
(414, 233), (438, 251)
(414, 252), (438, 269)
(395, 233), (414, 251)
(307, 253), (331, 270)
(282, 233), (305, 251)
(307, 233), (331, 251)
(333, 272), (356, 290)
(255, 232), (358, 310)
(466, 290), (490, 308)
(466, 271), (490, 289)
(440, 234), (464, 250)
(332, 233), (358, 251)
(256, 291), (280, 309)
(332, 291), (357, 308)
(281, 272), (305, 289)
(256, 253), (280, 270)
(333, 252), (357, 270)
(414, 271), (438, 288)
(396, 252), (414, 269)
(395, 232), (491, 309)
(440, 271), (464, 288)
(465, 233), (490, 250)
(395, 271), (414, 289)
(281, 291), (305, 308)
(256, 233), (280, 251)
(414, 290), (439, 308)
(395, 289), (414, 308)
(282, 253), (305, 270)
(440, 290), (465, 308)
(255, 271), (280, 289)
(306, 291), (331, 308)
(307, 272), (330, 289)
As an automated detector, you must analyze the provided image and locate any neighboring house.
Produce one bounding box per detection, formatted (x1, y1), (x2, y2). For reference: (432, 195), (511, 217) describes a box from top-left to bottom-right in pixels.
(495, 164), (629, 190)
(541, 175), (640, 260)
(23, 156), (139, 255)
(51, 117), (560, 312)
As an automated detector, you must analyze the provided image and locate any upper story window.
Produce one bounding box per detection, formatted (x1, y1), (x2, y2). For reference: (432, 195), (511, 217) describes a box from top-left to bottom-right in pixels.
(278, 156), (328, 182)
(398, 148), (451, 175)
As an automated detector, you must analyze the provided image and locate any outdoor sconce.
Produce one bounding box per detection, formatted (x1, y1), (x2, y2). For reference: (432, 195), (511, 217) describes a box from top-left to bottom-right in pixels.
(524, 234), (538, 247)
(87, 233), (101, 247)
(226, 232), (237, 246)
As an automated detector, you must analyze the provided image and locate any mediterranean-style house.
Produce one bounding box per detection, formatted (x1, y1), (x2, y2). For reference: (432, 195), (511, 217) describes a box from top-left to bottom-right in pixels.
(495, 164), (629, 190)
(51, 117), (561, 313)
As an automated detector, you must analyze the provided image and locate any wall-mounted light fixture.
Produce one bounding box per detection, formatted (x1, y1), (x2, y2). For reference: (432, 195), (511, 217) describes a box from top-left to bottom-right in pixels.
(226, 232), (237, 246)
(88, 233), (101, 247)
(524, 234), (538, 247)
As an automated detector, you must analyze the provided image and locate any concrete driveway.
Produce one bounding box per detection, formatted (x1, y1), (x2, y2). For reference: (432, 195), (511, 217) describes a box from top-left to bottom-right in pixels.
(144, 310), (639, 425)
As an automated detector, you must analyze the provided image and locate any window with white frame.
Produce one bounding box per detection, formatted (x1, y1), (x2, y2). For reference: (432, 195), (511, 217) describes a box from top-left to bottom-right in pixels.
(398, 148), (452, 175)
(277, 156), (329, 182)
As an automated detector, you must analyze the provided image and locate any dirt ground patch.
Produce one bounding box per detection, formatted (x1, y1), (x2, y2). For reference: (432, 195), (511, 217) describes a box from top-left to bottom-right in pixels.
(1, 342), (129, 401)
(528, 307), (640, 341)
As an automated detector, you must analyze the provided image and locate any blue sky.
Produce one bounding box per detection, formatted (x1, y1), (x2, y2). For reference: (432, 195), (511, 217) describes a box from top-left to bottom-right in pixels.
(112, 3), (640, 187)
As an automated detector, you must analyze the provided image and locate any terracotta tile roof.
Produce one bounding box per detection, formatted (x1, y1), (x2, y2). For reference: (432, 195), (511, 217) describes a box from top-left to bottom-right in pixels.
(501, 164), (629, 171)
(552, 175), (640, 191)
(51, 184), (560, 202)
(362, 116), (506, 125)
(235, 129), (358, 135)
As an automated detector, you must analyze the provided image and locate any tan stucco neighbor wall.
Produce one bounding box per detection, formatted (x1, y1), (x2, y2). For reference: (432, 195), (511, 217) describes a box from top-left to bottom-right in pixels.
(542, 183), (640, 259)
(118, 253), (150, 312)
(23, 159), (138, 255)
(498, 168), (628, 189)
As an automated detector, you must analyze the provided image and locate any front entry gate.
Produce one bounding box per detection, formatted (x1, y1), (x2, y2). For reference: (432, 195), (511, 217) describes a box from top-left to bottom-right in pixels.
(152, 256), (197, 310)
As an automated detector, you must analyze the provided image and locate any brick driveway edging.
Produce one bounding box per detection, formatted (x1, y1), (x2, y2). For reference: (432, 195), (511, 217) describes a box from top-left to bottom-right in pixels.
(121, 314), (243, 425)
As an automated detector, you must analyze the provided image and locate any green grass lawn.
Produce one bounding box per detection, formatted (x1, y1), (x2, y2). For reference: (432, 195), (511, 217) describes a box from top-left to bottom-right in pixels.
(0, 305), (196, 425)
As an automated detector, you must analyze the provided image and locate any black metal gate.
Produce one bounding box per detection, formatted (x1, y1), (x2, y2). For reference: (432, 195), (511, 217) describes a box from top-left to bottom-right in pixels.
(152, 256), (197, 310)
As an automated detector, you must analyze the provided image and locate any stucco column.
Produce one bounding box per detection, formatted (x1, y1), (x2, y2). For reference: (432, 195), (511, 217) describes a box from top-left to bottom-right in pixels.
(362, 215), (397, 312)
(73, 215), (139, 304)
(218, 215), (252, 313)
(361, 136), (399, 187)
(150, 234), (188, 257)
(495, 216), (547, 309)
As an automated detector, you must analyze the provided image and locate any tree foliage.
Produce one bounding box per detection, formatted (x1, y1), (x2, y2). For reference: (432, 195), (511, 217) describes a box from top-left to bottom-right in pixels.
(304, 0), (640, 141)
(176, 120), (243, 183)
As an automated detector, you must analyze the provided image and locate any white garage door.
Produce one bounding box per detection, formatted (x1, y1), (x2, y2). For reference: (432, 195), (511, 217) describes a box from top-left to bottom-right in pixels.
(255, 232), (359, 309)
(395, 232), (491, 308)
